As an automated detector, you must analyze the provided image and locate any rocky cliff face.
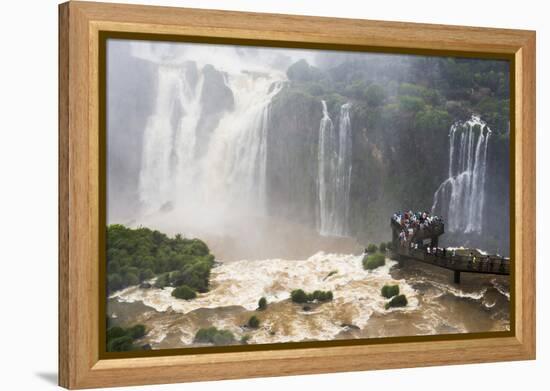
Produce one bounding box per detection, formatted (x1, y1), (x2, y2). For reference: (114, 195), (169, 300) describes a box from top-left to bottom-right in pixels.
(195, 64), (234, 158)
(266, 88), (322, 227)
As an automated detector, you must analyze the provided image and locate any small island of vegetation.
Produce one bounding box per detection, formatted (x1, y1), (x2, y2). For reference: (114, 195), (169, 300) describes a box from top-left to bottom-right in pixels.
(247, 315), (260, 328)
(385, 294), (408, 309)
(381, 284), (400, 299)
(194, 327), (236, 345)
(290, 289), (334, 304)
(257, 297), (267, 311)
(366, 243), (378, 253)
(107, 224), (215, 296)
(363, 252), (385, 270)
(106, 324), (147, 352)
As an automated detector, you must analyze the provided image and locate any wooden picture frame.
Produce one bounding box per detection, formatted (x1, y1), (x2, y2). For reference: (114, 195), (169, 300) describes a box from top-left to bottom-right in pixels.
(59, 1), (536, 389)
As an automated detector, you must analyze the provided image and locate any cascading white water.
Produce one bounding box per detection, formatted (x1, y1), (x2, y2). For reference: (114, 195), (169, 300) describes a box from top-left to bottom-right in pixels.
(317, 101), (353, 236)
(139, 63), (203, 215)
(203, 76), (284, 214)
(431, 115), (491, 233)
(137, 57), (285, 234)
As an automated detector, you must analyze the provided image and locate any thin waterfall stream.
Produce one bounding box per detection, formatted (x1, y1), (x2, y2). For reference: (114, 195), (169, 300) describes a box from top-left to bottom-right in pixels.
(317, 101), (353, 237)
(431, 115), (491, 233)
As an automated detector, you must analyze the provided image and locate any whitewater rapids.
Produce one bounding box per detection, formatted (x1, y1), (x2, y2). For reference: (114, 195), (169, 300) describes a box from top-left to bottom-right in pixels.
(108, 252), (510, 348)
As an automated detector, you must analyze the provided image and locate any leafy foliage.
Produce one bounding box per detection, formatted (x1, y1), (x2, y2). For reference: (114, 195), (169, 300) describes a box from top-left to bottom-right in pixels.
(362, 253), (386, 270)
(366, 244), (378, 253)
(385, 294), (408, 309)
(257, 297), (267, 311)
(171, 285), (197, 300)
(381, 284), (400, 299)
(248, 316), (260, 328)
(194, 327), (235, 345)
(290, 289), (334, 304)
(398, 95), (425, 113)
(364, 84), (386, 107)
(106, 323), (147, 352)
(127, 324), (146, 339)
(287, 59), (324, 82)
(106, 225), (215, 294)
(290, 289), (308, 304)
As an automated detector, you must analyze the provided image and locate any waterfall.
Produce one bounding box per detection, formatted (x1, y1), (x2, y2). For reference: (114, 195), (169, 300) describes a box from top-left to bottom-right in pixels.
(139, 63), (203, 215)
(137, 58), (285, 234)
(203, 77), (284, 213)
(431, 115), (491, 233)
(317, 101), (353, 237)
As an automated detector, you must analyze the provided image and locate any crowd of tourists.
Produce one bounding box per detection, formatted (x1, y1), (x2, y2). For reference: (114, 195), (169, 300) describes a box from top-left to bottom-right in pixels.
(392, 210), (443, 247)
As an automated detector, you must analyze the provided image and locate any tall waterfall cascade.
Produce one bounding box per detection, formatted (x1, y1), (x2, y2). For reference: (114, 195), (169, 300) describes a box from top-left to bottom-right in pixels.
(317, 101), (353, 237)
(431, 115), (492, 233)
(137, 57), (285, 234)
(139, 63), (204, 215)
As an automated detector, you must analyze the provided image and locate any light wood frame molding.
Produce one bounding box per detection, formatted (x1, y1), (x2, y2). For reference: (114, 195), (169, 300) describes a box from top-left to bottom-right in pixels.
(59, 1), (536, 389)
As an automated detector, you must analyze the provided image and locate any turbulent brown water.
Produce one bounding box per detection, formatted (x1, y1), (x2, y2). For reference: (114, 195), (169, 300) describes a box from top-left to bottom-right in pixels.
(108, 252), (510, 349)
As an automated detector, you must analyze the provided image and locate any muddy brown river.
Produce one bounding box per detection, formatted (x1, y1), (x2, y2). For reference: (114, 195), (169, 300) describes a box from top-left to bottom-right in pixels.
(108, 252), (510, 349)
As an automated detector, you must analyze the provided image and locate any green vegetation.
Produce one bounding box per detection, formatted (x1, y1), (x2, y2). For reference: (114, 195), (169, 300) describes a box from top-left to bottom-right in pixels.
(247, 316), (260, 329)
(194, 327), (235, 346)
(385, 294), (408, 309)
(287, 59), (324, 82)
(107, 225), (215, 294)
(398, 95), (425, 113)
(171, 285), (197, 300)
(366, 244), (378, 253)
(365, 84), (386, 107)
(290, 289), (334, 304)
(323, 270), (338, 280)
(379, 242), (387, 252)
(290, 289), (308, 303)
(362, 253), (386, 270)
(274, 56), (510, 252)
(257, 297), (267, 311)
(154, 272), (171, 289)
(240, 335), (251, 345)
(313, 290), (333, 302)
(381, 284), (400, 299)
(282, 57), (510, 138)
(106, 324), (147, 352)
(127, 324), (146, 339)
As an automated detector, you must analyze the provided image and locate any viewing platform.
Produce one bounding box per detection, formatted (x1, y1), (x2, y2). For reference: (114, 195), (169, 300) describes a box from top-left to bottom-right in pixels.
(390, 212), (510, 283)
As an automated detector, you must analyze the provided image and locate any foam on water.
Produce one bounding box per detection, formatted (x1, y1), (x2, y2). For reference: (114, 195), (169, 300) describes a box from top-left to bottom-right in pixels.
(490, 278), (510, 300)
(428, 281), (488, 300)
(111, 252), (419, 344)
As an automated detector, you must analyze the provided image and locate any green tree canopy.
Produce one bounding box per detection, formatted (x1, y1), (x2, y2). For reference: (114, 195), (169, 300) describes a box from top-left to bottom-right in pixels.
(258, 297), (267, 311)
(194, 327), (235, 346)
(171, 285), (197, 300)
(248, 316), (260, 328)
(365, 84), (386, 107)
(106, 225), (215, 294)
(363, 253), (386, 270)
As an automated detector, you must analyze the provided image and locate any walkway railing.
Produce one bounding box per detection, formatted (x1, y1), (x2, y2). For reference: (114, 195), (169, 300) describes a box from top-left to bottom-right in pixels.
(397, 246), (510, 275)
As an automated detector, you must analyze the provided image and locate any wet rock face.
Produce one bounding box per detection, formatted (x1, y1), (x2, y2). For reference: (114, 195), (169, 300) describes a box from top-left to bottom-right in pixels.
(265, 88), (323, 227)
(183, 61), (199, 92)
(200, 64), (234, 112)
(195, 64), (235, 157)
